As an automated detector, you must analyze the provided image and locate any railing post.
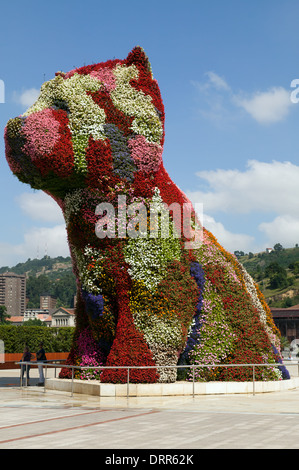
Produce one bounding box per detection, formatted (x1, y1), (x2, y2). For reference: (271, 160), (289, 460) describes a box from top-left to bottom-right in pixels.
(252, 364), (255, 396)
(44, 364), (47, 393)
(71, 366), (74, 397)
(127, 368), (130, 399)
(192, 366), (195, 398)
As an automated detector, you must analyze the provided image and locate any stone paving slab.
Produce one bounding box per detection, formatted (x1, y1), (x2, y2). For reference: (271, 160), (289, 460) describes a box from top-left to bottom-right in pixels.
(0, 385), (299, 449)
(1, 369), (299, 449)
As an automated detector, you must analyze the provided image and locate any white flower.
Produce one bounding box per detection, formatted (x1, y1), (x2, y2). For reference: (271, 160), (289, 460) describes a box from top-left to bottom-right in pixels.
(124, 189), (181, 290)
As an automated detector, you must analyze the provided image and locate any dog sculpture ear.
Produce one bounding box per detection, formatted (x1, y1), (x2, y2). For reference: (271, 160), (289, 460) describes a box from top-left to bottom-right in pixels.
(126, 46), (152, 76)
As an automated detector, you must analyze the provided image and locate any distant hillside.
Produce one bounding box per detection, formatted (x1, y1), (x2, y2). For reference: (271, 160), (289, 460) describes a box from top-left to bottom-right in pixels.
(0, 255), (73, 277)
(237, 245), (299, 308)
(0, 256), (76, 309)
(2, 248), (299, 309)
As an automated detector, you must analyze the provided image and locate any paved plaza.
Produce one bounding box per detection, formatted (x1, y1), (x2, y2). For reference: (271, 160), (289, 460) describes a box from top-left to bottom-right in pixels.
(1, 368), (299, 450)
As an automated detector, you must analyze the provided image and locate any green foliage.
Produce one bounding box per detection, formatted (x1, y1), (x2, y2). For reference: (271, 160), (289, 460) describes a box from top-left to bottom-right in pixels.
(52, 272), (77, 307)
(238, 245), (299, 306)
(0, 255), (71, 276)
(280, 336), (290, 350)
(269, 272), (289, 290)
(26, 271), (76, 308)
(289, 261), (299, 276)
(0, 256), (77, 309)
(24, 318), (46, 326)
(263, 262), (290, 290)
(0, 305), (10, 324)
(265, 262), (287, 278)
(26, 274), (51, 308)
(281, 297), (293, 308)
(240, 245), (299, 275)
(0, 325), (74, 353)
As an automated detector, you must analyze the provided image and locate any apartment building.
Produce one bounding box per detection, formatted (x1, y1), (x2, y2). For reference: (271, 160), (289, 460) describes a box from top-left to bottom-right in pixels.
(40, 294), (57, 311)
(0, 272), (26, 316)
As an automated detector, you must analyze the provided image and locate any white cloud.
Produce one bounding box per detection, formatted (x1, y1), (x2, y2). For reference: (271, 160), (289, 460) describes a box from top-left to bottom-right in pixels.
(16, 192), (64, 223)
(205, 71), (231, 91)
(187, 159), (299, 252)
(191, 76), (234, 125)
(0, 191), (68, 266)
(12, 88), (39, 108)
(23, 225), (69, 258)
(234, 87), (292, 124)
(259, 215), (299, 247)
(188, 160), (299, 216)
(0, 225), (69, 267)
(202, 213), (255, 253)
(193, 73), (292, 125)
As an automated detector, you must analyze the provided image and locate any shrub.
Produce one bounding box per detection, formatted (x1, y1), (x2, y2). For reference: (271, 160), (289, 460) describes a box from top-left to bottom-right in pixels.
(0, 325), (74, 353)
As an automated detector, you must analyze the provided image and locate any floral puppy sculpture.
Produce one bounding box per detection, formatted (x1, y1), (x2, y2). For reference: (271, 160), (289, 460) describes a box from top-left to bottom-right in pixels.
(5, 47), (287, 383)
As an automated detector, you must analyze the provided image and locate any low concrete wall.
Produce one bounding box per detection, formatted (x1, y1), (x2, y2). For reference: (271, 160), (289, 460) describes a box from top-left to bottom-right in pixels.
(45, 376), (299, 397)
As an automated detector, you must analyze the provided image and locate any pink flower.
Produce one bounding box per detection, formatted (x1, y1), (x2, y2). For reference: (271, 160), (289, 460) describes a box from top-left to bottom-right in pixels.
(22, 109), (60, 160)
(128, 135), (162, 173)
(90, 68), (116, 91)
(64, 69), (76, 79)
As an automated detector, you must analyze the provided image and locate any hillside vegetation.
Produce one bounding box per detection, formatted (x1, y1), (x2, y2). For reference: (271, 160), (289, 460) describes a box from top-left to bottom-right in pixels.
(0, 256), (76, 309)
(237, 244), (299, 307)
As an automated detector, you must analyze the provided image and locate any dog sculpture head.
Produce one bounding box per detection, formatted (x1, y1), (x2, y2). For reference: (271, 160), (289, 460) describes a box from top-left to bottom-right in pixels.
(5, 47), (165, 199)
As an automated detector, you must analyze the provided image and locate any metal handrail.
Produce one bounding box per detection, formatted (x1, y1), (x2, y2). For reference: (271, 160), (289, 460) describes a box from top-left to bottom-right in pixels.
(16, 360), (298, 398)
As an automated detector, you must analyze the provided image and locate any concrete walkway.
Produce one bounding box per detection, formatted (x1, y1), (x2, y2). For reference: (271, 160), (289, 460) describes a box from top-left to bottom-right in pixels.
(1, 368), (299, 449)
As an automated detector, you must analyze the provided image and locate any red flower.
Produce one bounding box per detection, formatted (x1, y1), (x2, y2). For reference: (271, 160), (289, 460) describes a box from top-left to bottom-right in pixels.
(33, 110), (74, 178)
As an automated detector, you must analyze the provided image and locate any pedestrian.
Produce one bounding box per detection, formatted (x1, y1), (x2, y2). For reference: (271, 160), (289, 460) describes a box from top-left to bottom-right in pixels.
(20, 344), (32, 386)
(36, 342), (47, 386)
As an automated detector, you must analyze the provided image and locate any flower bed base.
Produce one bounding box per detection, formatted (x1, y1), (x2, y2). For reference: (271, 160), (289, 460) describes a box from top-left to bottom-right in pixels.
(45, 377), (299, 397)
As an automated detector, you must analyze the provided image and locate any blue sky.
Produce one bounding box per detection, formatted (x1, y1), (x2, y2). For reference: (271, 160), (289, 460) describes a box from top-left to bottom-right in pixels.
(1, 0), (299, 266)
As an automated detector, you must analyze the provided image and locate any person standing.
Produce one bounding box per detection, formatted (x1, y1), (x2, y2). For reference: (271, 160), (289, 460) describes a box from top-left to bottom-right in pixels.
(36, 342), (47, 386)
(20, 344), (32, 386)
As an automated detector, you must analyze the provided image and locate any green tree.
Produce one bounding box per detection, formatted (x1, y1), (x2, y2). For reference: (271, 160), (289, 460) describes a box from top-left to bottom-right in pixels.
(274, 243), (283, 252)
(26, 275), (52, 308)
(234, 250), (245, 258)
(269, 272), (289, 290)
(24, 318), (46, 327)
(265, 262), (287, 278)
(0, 305), (10, 324)
(280, 336), (290, 350)
(289, 261), (299, 276)
(26, 272), (76, 308)
(52, 272), (76, 307)
(282, 297), (293, 308)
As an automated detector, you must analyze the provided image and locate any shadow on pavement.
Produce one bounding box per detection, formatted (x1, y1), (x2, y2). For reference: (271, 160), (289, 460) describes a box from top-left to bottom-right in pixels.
(0, 375), (41, 387)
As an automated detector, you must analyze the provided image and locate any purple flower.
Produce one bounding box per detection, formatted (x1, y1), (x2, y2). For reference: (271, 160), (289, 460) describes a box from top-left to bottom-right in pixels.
(272, 345), (290, 380)
(81, 289), (104, 319)
(179, 262), (205, 364)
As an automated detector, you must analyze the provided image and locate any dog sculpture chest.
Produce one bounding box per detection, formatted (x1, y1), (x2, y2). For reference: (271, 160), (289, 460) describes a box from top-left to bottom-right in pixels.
(5, 47), (286, 383)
